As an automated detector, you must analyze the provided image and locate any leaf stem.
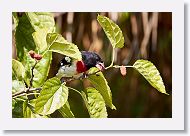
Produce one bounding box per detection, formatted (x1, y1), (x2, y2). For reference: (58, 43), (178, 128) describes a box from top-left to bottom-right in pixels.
(113, 65), (134, 68)
(68, 87), (83, 97)
(105, 48), (115, 69)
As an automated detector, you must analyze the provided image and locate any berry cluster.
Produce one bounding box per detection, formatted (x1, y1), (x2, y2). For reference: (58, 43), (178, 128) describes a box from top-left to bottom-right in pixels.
(29, 50), (42, 60)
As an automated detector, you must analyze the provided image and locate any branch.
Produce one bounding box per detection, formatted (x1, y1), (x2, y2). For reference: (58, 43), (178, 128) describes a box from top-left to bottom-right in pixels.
(12, 87), (42, 98)
(61, 69), (101, 83)
(12, 64), (133, 98)
(30, 60), (38, 87)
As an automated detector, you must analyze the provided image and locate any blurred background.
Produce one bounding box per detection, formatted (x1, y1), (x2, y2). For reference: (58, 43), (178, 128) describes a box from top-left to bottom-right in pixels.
(13, 12), (172, 118)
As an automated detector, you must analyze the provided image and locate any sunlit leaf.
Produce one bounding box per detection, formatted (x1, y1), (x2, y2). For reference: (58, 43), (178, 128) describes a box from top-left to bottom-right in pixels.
(35, 77), (69, 115)
(88, 68), (116, 109)
(133, 60), (169, 95)
(26, 12), (55, 33)
(97, 15), (124, 48)
(58, 101), (75, 118)
(15, 12), (55, 61)
(12, 12), (19, 29)
(32, 29), (49, 53)
(84, 87), (107, 118)
(47, 33), (82, 60)
(33, 52), (52, 88)
(12, 59), (25, 80)
(24, 52), (52, 88)
(23, 100), (47, 118)
(12, 80), (25, 93)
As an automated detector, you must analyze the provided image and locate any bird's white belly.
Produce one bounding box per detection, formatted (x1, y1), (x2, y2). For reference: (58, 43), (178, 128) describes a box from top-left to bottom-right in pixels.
(56, 63), (77, 78)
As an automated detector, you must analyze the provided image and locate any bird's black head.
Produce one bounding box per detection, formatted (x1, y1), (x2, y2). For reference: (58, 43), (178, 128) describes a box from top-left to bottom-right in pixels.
(81, 51), (105, 71)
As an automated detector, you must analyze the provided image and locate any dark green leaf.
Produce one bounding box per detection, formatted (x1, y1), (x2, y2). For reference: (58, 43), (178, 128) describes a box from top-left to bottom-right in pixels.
(35, 77), (69, 115)
(15, 13), (36, 61)
(97, 15), (124, 48)
(58, 101), (75, 118)
(12, 100), (23, 118)
(88, 68), (116, 109)
(47, 33), (82, 60)
(133, 60), (169, 95)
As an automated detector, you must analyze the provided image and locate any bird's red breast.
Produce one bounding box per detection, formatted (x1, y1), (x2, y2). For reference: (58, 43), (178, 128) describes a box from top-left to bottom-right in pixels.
(76, 60), (87, 73)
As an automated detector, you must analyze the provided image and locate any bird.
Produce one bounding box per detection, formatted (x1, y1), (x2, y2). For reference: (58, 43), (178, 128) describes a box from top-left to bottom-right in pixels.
(56, 51), (105, 79)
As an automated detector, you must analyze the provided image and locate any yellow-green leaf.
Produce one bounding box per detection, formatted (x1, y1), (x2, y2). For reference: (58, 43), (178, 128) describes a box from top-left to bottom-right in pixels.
(35, 77), (69, 115)
(88, 68), (116, 109)
(23, 100), (47, 118)
(26, 12), (55, 33)
(97, 15), (124, 48)
(58, 101), (75, 118)
(47, 33), (82, 60)
(32, 29), (49, 53)
(133, 60), (169, 95)
(12, 59), (25, 80)
(84, 87), (108, 118)
(33, 52), (52, 88)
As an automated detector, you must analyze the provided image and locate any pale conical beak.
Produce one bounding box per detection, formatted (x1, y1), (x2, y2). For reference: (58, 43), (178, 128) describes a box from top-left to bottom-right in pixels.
(95, 62), (105, 71)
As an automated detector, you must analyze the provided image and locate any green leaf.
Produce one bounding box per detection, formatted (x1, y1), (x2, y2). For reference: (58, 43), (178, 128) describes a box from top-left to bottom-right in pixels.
(47, 33), (82, 60)
(84, 87), (107, 118)
(33, 52), (52, 88)
(133, 60), (169, 95)
(24, 52), (52, 88)
(12, 100), (23, 118)
(15, 13), (36, 61)
(88, 68), (116, 109)
(58, 101), (75, 118)
(23, 100), (47, 118)
(26, 12), (55, 33)
(97, 15), (124, 48)
(15, 12), (55, 61)
(12, 12), (19, 29)
(12, 80), (25, 94)
(35, 77), (69, 115)
(32, 29), (49, 53)
(12, 59), (25, 80)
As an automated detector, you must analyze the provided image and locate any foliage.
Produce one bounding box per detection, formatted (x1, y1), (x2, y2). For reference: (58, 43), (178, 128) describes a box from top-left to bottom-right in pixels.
(12, 12), (169, 118)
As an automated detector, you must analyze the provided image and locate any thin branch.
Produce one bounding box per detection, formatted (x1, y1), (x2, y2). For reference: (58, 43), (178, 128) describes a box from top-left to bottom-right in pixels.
(12, 87), (42, 98)
(13, 92), (40, 99)
(113, 65), (134, 68)
(30, 61), (38, 88)
(12, 63), (133, 99)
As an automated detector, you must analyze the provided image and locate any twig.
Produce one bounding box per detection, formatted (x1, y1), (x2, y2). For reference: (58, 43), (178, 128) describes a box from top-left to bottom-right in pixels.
(12, 63), (133, 99)
(30, 61), (38, 88)
(13, 92), (40, 99)
(12, 88), (42, 98)
(61, 70), (101, 83)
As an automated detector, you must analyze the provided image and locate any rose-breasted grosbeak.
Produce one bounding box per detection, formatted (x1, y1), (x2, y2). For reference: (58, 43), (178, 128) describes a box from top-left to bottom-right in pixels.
(56, 51), (105, 79)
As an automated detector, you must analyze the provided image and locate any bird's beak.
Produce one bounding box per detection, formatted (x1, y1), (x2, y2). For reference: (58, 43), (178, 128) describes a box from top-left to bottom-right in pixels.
(95, 62), (105, 71)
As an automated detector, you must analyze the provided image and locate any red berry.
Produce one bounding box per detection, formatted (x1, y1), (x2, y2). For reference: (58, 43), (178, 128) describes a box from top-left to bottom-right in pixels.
(29, 50), (35, 58)
(34, 54), (42, 60)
